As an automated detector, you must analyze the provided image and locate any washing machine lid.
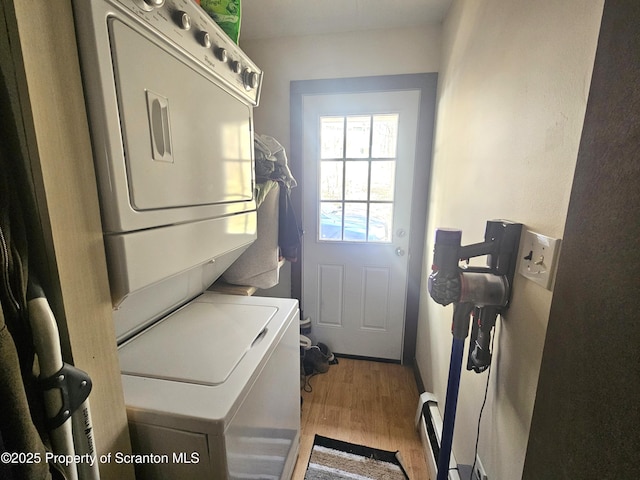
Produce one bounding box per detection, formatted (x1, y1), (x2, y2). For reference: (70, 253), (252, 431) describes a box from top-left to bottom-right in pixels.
(118, 300), (277, 386)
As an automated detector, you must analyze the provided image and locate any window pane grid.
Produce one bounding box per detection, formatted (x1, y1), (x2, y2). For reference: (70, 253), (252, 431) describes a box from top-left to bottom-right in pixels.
(319, 113), (398, 243)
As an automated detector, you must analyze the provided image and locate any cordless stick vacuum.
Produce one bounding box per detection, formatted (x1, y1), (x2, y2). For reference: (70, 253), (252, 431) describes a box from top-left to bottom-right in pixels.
(427, 220), (522, 480)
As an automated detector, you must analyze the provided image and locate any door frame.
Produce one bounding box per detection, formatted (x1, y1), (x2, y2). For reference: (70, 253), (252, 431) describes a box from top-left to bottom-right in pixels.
(290, 73), (437, 364)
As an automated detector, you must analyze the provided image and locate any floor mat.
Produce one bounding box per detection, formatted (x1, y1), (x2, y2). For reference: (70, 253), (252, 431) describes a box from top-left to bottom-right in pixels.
(305, 434), (409, 479)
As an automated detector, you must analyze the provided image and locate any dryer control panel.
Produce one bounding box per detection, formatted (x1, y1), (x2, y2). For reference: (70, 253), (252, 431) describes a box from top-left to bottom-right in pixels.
(116, 0), (262, 105)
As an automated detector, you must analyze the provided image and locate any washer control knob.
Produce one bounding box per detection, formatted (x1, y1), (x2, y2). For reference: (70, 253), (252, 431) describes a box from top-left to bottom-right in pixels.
(200, 31), (211, 48)
(176, 11), (191, 30)
(215, 47), (228, 63)
(231, 60), (242, 74)
(243, 68), (259, 90)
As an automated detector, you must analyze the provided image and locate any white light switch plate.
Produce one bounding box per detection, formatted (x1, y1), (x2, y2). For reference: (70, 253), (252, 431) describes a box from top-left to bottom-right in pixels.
(519, 230), (561, 290)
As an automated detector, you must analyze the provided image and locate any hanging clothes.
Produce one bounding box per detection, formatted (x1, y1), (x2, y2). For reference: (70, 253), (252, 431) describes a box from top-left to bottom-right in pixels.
(278, 182), (302, 263)
(253, 133), (302, 263)
(1, 71), (65, 480)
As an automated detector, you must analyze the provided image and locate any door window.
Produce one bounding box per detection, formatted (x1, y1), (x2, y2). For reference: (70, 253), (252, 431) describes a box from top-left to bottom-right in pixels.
(318, 114), (399, 243)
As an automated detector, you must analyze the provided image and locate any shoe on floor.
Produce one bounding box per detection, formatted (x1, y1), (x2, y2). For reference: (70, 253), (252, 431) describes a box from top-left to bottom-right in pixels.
(303, 346), (330, 374)
(317, 342), (336, 363)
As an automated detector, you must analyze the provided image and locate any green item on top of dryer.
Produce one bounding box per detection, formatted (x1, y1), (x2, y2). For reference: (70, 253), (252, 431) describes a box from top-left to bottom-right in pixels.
(200, 0), (241, 44)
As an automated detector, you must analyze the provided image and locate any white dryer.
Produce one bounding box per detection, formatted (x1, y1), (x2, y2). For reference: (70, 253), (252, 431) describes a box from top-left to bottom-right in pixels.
(72, 0), (301, 478)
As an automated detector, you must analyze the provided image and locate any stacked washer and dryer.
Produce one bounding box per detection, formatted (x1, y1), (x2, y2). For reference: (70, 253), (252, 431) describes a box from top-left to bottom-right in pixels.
(72, 0), (300, 478)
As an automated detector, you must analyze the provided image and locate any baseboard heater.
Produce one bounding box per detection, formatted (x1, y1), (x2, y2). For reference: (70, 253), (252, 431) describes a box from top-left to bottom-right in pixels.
(415, 392), (460, 480)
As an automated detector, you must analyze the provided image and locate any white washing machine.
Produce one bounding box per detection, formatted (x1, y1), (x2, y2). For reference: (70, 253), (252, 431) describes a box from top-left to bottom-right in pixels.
(72, 0), (300, 478)
(120, 293), (300, 479)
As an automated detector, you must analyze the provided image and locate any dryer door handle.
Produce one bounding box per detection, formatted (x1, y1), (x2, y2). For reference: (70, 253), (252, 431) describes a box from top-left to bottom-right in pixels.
(147, 91), (173, 163)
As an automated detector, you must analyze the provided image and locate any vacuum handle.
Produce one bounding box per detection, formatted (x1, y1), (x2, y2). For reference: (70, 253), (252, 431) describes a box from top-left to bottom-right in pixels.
(432, 228), (462, 275)
(452, 303), (474, 340)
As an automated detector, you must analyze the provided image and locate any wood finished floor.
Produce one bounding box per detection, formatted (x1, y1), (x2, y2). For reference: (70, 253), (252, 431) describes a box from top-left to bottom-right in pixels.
(291, 357), (430, 479)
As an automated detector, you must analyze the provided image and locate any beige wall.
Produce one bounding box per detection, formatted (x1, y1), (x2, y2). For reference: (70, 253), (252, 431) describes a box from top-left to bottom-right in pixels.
(243, 25), (441, 145)
(415, 1), (603, 478)
(242, 25), (441, 297)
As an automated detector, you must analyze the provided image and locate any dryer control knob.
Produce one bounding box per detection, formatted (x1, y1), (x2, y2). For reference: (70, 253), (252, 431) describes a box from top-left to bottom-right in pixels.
(243, 69), (258, 90)
(143, 0), (165, 8)
(176, 11), (191, 30)
(215, 47), (228, 63)
(200, 31), (211, 48)
(231, 60), (242, 74)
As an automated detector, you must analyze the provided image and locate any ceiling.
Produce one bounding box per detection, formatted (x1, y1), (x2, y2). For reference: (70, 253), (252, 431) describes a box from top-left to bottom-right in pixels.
(240, 0), (453, 40)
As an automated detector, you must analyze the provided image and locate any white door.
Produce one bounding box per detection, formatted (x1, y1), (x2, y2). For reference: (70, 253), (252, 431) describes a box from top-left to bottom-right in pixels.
(301, 90), (420, 360)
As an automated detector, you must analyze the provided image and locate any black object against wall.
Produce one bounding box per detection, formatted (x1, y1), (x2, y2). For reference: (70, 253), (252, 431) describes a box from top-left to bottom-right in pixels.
(523, 1), (640, 478)
(427, 220), (522, 480)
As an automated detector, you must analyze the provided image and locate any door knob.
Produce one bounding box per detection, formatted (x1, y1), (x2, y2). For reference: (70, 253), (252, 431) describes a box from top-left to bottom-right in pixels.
(395, 247), (406, 257)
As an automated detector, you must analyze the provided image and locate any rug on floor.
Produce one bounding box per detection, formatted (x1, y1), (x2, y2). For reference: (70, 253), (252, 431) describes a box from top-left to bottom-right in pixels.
(305, 434), (409, 480)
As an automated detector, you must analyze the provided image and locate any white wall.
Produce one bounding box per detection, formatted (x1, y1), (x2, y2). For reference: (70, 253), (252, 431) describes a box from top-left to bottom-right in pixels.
(415, 1), (603, 479)
(242, 25), (441, 298)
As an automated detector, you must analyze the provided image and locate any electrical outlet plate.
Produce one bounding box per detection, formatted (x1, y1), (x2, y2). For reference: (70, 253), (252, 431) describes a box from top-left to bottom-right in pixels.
(518, 230), (561, 290)
(474, 455), (488, 480)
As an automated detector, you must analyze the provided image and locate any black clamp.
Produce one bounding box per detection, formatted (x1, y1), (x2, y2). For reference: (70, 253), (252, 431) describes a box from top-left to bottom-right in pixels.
(38, 363), (92, 431)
